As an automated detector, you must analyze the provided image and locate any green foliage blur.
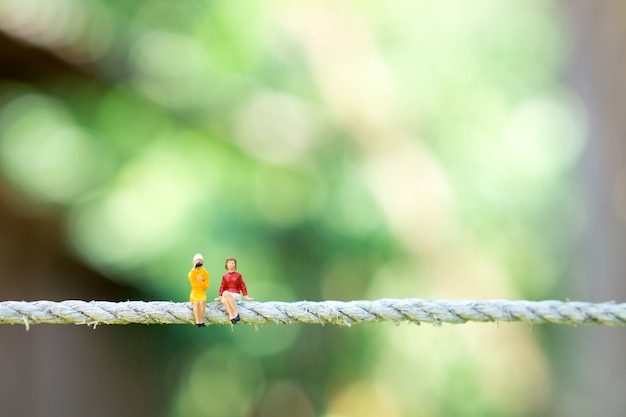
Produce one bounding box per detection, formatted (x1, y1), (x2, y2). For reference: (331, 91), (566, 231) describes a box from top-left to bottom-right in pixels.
(0, 0), (584, 416)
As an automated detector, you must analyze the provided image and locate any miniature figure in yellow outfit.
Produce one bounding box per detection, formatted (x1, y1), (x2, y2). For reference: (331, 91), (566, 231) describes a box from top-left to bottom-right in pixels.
(188, 253), (210, 327)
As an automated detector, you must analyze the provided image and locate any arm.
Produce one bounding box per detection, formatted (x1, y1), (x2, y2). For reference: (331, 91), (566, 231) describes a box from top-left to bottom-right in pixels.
(219, 276), (226, 296)
(215, 276), (227, 301)
(202, 270), (210, 291)
(239, 275), (253, 300)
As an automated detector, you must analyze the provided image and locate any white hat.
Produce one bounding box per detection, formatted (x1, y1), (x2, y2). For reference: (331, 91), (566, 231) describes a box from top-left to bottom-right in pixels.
(193, 253), (204, 263)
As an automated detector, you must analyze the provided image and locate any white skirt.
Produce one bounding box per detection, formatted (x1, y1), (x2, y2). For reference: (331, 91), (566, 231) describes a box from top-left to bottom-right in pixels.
(222, 291), (242, 301)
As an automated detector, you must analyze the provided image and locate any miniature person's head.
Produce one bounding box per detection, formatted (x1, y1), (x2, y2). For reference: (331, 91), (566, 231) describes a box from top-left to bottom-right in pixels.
(193, 253), (204, 267)
(225, 257), (237, 271)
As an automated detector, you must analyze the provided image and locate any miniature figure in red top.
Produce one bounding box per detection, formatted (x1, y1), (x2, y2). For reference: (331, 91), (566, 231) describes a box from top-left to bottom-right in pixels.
(215, 257), (252, 324)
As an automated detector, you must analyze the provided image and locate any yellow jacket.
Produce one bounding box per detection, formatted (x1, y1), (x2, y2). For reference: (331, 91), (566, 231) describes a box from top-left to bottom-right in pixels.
(188, 267), (210, 302)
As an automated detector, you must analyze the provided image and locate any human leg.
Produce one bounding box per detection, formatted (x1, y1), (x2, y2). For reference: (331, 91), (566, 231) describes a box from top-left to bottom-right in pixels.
(221, 292), (240, 323)
(193, 300), (206, 326)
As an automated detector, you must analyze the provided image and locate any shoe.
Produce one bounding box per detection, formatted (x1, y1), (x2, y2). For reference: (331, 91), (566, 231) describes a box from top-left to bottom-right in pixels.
(230, 315), (240, 324)
(196, 323), (206, 327)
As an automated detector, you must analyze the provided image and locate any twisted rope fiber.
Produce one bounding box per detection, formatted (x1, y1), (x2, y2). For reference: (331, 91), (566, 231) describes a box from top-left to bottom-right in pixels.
(1, 299), (626, 328)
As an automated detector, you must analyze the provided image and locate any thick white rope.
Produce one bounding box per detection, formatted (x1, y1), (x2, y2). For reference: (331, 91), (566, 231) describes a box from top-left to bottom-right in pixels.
(1, 299), (625, 329)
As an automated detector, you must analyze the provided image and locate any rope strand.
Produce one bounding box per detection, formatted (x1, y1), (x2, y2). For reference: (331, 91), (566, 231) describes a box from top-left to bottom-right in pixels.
(1, 299), (625, 328)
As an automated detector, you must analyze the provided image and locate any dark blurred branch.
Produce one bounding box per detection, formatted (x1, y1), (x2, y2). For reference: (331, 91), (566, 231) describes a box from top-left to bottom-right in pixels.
(0, 31), (94, 83)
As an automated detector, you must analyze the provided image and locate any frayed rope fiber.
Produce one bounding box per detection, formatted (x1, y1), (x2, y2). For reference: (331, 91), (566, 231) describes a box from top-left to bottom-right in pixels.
(1, 299), (625, 328)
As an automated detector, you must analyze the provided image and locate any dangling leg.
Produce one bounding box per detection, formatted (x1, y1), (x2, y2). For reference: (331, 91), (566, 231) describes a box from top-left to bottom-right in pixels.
(193, 300), (206, 327)
(221, 293), (240, 324)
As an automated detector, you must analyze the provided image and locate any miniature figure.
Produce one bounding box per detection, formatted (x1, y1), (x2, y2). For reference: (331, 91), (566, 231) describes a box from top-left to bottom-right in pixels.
(215, 257), (252, 324)
(188, 253), (210, 327)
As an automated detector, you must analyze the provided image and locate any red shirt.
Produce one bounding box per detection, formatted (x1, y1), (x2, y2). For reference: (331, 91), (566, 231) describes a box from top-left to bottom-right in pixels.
(219, 271), (248, 296)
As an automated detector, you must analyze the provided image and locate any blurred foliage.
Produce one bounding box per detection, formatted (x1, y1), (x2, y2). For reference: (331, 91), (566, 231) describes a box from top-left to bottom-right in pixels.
(0, 0), (585, 416)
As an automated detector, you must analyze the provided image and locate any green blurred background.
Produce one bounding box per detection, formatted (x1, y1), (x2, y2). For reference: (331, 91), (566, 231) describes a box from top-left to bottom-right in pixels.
(1, 1), (625, 416)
